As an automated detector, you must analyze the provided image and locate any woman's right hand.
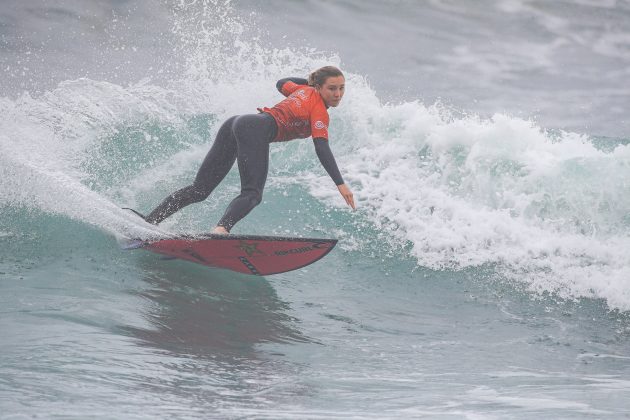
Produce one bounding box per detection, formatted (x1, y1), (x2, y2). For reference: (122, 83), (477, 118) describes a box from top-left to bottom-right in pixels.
(337, 184), (356, 210)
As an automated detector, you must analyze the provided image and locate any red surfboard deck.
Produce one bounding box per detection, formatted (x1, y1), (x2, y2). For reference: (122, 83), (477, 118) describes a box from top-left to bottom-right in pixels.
(123, 233), (337, 276)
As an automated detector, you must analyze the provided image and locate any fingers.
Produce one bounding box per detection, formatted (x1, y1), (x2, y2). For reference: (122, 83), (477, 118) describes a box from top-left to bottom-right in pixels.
(337, 184), (356, 210)
(345, 192), (356, 210)
(342, 190), (355, 210)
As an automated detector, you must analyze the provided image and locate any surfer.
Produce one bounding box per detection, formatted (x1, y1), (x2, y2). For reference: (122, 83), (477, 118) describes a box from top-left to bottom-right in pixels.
(143, 65), (355, 234)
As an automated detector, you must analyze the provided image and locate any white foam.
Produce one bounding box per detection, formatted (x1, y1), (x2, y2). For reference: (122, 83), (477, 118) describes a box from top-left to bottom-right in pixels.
(0, 79), (187, 239)
(304, 81), (630, 311)
(467, 386), (607, 414)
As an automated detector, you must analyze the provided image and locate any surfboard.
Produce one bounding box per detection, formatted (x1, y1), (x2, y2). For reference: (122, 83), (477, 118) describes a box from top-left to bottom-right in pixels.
(122, 233), (337, 276)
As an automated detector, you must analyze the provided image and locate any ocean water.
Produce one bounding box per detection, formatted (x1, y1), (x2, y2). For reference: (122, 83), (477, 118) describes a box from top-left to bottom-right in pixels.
(1, 1), (630, 418)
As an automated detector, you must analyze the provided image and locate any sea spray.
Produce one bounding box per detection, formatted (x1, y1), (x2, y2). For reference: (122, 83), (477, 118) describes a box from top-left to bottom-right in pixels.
(304, 96), (630, 309)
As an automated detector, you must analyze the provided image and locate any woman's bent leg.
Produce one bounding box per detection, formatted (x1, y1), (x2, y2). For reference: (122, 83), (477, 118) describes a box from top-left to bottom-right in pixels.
(145, 116), (238, 224)
(216, 114), (273, 231)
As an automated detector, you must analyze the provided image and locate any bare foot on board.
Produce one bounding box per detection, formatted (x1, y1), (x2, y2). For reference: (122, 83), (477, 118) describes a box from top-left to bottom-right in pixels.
(212, 226), (229, 235)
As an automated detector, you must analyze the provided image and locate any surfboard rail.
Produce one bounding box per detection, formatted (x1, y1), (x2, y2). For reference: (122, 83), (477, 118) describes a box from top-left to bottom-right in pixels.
(123, 233), (337, 276)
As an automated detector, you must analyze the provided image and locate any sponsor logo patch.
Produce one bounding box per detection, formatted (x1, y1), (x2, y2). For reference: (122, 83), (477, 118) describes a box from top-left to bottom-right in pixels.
(314, 120), (326, 130)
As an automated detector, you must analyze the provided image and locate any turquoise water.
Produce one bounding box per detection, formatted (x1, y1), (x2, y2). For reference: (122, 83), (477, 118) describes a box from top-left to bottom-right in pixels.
(2, 1), (630, 418)
(3, 208), (630, 418)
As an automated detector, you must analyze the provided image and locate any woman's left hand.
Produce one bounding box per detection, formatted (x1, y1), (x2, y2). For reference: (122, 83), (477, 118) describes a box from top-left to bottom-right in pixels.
(337, 184), (356, 210)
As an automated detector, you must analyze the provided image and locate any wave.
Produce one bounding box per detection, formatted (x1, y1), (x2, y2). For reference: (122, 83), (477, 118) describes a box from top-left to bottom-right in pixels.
(1, 1), (629, 311)
(304, 89), (630, 310)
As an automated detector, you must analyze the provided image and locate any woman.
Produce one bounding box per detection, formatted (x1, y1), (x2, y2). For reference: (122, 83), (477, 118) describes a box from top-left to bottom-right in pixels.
(144, 65), (355, 234)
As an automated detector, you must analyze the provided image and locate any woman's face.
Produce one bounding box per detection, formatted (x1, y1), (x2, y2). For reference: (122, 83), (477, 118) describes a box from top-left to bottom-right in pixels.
(317, 76), (345, 107)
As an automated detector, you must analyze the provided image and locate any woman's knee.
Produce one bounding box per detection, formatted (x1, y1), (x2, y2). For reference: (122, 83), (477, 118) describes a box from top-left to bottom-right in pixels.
(244, 189), (263, 207)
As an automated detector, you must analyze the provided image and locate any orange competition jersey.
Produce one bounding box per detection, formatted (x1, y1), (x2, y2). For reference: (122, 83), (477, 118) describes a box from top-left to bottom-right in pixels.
(259, 81), (329, 142)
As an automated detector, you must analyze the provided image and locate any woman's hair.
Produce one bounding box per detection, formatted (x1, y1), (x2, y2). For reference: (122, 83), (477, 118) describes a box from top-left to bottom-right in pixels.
(308, 66), (344, 87)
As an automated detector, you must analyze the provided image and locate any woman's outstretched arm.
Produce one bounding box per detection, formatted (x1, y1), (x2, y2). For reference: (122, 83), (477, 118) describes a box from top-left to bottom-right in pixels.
(313, 137), (355, 209)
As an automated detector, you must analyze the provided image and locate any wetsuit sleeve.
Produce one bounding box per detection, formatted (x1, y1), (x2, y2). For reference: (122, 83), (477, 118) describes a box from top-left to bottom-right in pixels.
(276, 77), (308, 96)
(313, 137), (344, 186)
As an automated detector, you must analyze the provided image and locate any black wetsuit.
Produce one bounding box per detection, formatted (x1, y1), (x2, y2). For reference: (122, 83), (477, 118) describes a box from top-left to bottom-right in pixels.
(145, 78), (343, 232)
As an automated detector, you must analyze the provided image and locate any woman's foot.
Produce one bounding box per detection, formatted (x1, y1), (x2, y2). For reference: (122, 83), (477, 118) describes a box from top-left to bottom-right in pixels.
(212, 226), (229, 235)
